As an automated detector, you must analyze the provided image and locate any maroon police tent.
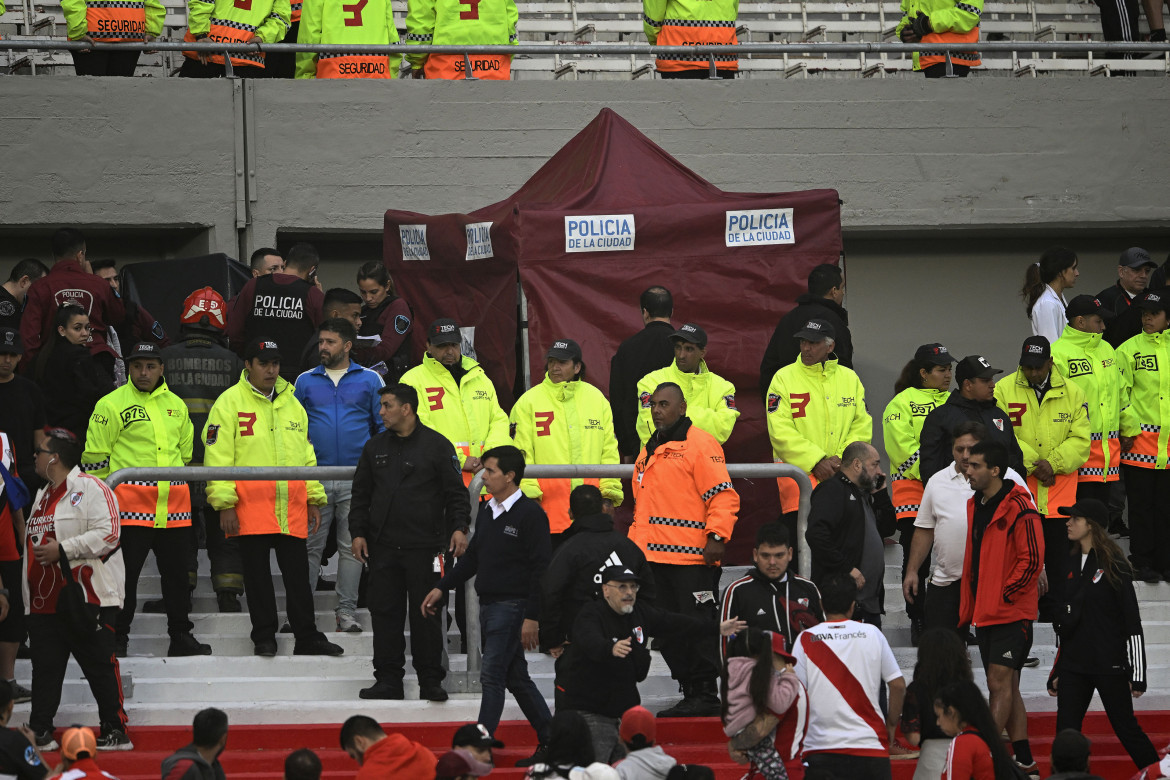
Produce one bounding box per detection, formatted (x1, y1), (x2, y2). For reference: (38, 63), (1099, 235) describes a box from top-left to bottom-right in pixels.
(384, 108), (843, 560)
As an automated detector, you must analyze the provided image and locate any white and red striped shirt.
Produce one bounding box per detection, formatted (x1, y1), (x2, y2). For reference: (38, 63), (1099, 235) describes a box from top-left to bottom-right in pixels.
(792, 619), (902, 757)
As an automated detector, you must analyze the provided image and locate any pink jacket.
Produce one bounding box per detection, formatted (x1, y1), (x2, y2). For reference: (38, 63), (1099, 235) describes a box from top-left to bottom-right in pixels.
(723, 657), (801, 736)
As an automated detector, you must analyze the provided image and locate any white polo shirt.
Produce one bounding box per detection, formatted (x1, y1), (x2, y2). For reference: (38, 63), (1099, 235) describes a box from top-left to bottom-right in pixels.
(793, 620), (903, 757)
(914, 462), (1030, 586)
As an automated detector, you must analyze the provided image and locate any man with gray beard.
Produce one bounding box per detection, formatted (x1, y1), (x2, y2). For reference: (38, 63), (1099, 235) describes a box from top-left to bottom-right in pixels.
(553, 565), (745, 763)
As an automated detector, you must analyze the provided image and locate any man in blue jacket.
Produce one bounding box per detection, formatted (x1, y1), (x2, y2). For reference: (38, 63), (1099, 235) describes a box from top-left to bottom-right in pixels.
(294, 317), (384, 633)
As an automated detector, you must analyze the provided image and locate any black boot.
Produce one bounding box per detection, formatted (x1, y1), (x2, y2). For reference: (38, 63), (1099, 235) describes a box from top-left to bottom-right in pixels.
(658, 680), (720, 718)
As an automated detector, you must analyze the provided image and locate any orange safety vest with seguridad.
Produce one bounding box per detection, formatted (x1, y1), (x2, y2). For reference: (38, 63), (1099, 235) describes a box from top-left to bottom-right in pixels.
(423, 52), (511, 79)
(917, 28), (981, 68)
(86, 0), (149, 41)
(317, 52), (393, 77)
(651, 21), (738, 72)
(183, 24), (266, 67)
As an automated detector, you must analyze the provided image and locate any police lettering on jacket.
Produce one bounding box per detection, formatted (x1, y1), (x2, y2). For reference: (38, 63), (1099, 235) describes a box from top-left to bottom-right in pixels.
(252, 294), (305, 320)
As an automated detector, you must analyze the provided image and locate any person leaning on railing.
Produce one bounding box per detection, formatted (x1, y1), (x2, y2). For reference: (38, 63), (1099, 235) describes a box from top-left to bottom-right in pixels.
(895, 0), (983, 78)
(179, 0), (291, 78)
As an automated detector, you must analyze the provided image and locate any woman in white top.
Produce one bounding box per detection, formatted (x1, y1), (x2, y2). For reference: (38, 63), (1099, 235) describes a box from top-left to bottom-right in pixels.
(1021, 247), (1079, 344)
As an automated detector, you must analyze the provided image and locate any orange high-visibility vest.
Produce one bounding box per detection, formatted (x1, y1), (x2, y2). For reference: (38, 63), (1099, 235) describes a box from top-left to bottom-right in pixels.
(63, 0), (164, 42)
(184, 0), (291, 69)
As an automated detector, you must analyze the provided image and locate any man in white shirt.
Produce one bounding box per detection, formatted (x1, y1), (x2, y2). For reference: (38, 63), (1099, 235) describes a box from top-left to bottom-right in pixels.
(793, 572), (907, 780)
(903, 420), (1031, 634)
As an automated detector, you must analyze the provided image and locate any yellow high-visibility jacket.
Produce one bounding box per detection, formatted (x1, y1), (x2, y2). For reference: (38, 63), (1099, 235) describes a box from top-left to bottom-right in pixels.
(767, 358), (871, 472)
(1051, 324), (1122, 483)
(636, 360), (738, 449)
(1118, 329), (1170, 470)
(510, 374), (623, 534)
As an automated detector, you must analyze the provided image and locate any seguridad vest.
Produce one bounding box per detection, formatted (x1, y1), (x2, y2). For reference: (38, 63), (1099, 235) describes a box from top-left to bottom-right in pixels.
(405, 0), (517, 79)
(63, 0), (164, 42)
(183, 0), (291, 69)
(896, 0), (983, 70)
(1051, 324), (1122, 483)
(294, 0), (401, 78)
(642, 0), (739, 72)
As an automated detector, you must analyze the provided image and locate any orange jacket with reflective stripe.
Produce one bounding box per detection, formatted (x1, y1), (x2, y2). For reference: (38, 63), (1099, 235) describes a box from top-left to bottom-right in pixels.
(629, 419), (739, 566)
(643, 0), (738, 72)
(63, 0), (164, 42)
(184, 0), (291, 68)
(1118, 329), (1170, 470)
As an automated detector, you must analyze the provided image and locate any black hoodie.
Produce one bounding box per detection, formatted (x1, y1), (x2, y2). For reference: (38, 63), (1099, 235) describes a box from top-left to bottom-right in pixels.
(918, 392), (1026, 483)
(759, 293), (853, 397)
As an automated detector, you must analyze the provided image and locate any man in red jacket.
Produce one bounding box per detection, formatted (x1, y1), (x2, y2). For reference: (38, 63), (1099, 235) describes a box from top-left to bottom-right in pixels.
(960, 439), (1044, 778)
(340, 716), (436, 780)
(20, 228), (124, 375)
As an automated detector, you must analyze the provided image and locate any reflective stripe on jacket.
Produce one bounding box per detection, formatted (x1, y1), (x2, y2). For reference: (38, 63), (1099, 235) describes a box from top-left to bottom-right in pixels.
(642, 0), (738, 71)
(81, 380), (194, 529)
(401, 353), (512, 487)
(1051, 324), (1122, 482)
(510, 374), (623, 534)
(1118, 329), (1170, 470)
(63, 0), (164, 41)
(636, 360), (739, 449)
(630, 421), (739, 565)
(405, 0), (517, 79)
(203, 372), (326, 537)
(895, 0), (982, 69)
(992, 366), (1090, 517)
(295, 0), (401, 78)
(184, 0), (291, 67)
(766, 358), (871, 513)
(883, 386), (949, 518)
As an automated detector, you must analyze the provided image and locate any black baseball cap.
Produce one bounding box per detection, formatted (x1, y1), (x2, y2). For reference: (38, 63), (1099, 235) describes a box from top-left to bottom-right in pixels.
(1057, 499), (1108, 526)
(601, 565), (640, 584)
(546, 339), (582, 361)
(126, 342), (163, 363)
(244, 338), (282, 361)
(1120, 247), (1156, 269)
(955, 355), (1002, 383)
(793, 319), (835, 342)
(670, 323), (707, 347)
(1019, 336), (1052, 368)
(427, 318), (461, 345)
(1137, 290), (1170, 313)
(0, 328), (22, 356)
(1065, 294), (1115, 320)
(914, 343), (956, 366)
(452, 723), (505, 750)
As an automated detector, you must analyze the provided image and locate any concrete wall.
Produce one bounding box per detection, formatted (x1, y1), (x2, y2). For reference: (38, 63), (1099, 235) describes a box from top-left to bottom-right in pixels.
(2, 76), (1168, 444)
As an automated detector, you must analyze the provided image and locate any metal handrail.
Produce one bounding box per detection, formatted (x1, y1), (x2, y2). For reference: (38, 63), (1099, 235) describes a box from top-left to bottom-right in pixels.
(104, 462), (812, 692)
(3, 39), (1170, 54)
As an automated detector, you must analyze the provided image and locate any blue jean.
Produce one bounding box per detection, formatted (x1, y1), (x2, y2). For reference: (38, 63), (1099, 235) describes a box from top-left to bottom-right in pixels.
(478, 598), (551, 742)
(310, 480), (361, 617)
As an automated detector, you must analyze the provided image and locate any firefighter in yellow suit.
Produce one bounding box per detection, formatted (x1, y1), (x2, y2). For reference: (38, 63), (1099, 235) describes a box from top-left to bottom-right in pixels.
(181, 0), (291, 77)
(406, 0), (518, 79)
(510, 339), (623, 540)
(296, 0), (401, 78)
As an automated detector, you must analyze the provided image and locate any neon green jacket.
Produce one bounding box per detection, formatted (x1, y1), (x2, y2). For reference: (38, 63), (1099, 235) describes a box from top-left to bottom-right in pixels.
(81, 380), (194, 526)
(400, 353), (512, 470)
(894, 0), (983, 69)
(643, 0), (739, 43)
(405, 0), (518, 68)
(882, 387), (950, 483)
(1052, 324), (1122, 457)
(203, 373), (326, 537)
(993, 366), (1090, 474)
(1118, 330), (1170, 468)
(187, 0), (290, 43)
(636, 360), (738, 449)
(64, 0), (164, 40)
(510, 375), (623, 530)
(766, 358), (871, 472)
(295, 0), (400, 78)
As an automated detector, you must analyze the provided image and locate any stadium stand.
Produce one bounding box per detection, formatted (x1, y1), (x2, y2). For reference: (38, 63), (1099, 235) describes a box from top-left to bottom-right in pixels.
(3, 0), (1169, 77)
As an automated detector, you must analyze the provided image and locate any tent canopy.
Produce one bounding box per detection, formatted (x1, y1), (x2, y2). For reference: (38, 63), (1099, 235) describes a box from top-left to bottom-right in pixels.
(385, 108), (843, 558)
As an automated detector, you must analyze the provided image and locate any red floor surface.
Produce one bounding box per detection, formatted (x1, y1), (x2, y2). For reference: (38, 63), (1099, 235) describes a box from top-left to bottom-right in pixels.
(38, 711), (1170, 780)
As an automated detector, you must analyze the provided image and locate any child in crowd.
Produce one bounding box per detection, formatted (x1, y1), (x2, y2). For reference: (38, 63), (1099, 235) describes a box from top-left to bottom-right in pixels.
(721, 628), (805, 780)
(935, 680), (1024, 780)
(902, 628), (974, 780)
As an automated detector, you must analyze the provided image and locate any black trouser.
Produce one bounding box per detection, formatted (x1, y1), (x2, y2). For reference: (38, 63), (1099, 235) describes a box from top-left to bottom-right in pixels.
(1076, 480), (1110, 504)
(1095, 0), (1140, 59)
(265, 21), (299, 78)
(368, 546), (444, 687)
(898, 519), (929, 624)
(804, 753), (892, 780)
(28, 609), (127, 734)
(237, 533), (324, 646)
(0, 560), (26, 644)
(1038, 516), (1069, 622)
(1056, 671), (1158, 768)
(178, 58), (266, 78)
(117, 525), (194, 641)
(201, 506), (244, 594)
(72, 50), (139, 76)
(659, 67), (737, 79)
(922, 63), (971, 77)
(1122, 466), (1170, 572)
(924, 579), (962, 636)
(648, 562), (720, 684)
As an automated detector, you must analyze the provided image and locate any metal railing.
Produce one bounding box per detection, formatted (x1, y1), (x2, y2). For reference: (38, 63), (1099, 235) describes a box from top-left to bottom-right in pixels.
(105, 462), (811, 691)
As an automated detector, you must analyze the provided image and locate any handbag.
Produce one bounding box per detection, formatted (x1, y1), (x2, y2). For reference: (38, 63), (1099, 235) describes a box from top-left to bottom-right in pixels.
(55, 548), (101, 639)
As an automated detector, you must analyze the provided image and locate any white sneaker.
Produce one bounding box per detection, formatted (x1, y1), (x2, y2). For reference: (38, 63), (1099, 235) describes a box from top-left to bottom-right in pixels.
(336, 613), (363, 633)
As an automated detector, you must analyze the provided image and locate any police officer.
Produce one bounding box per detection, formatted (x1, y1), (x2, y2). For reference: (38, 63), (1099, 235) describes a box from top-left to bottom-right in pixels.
(159, 288), (245, 613)
(354, 262), (414, 381)
(635, 323), (738, 450)
(1117, 290), (1170, 583)
(295, 0), (400, 78)
(203, 338), (342, 658)
(994, 335), (1090, 618)
(349, 384), (470, 701)
(82, 342), (211, 659)
(766, 319), (871, 534)
(226, 243), (324, 382)
(629, 382), (739, 718)
(510, 339), (623, 541)
(405, 0), (517, 79)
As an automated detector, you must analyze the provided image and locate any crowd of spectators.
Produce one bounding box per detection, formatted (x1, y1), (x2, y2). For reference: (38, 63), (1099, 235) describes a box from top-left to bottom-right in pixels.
(3, 230), (1170, 779)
